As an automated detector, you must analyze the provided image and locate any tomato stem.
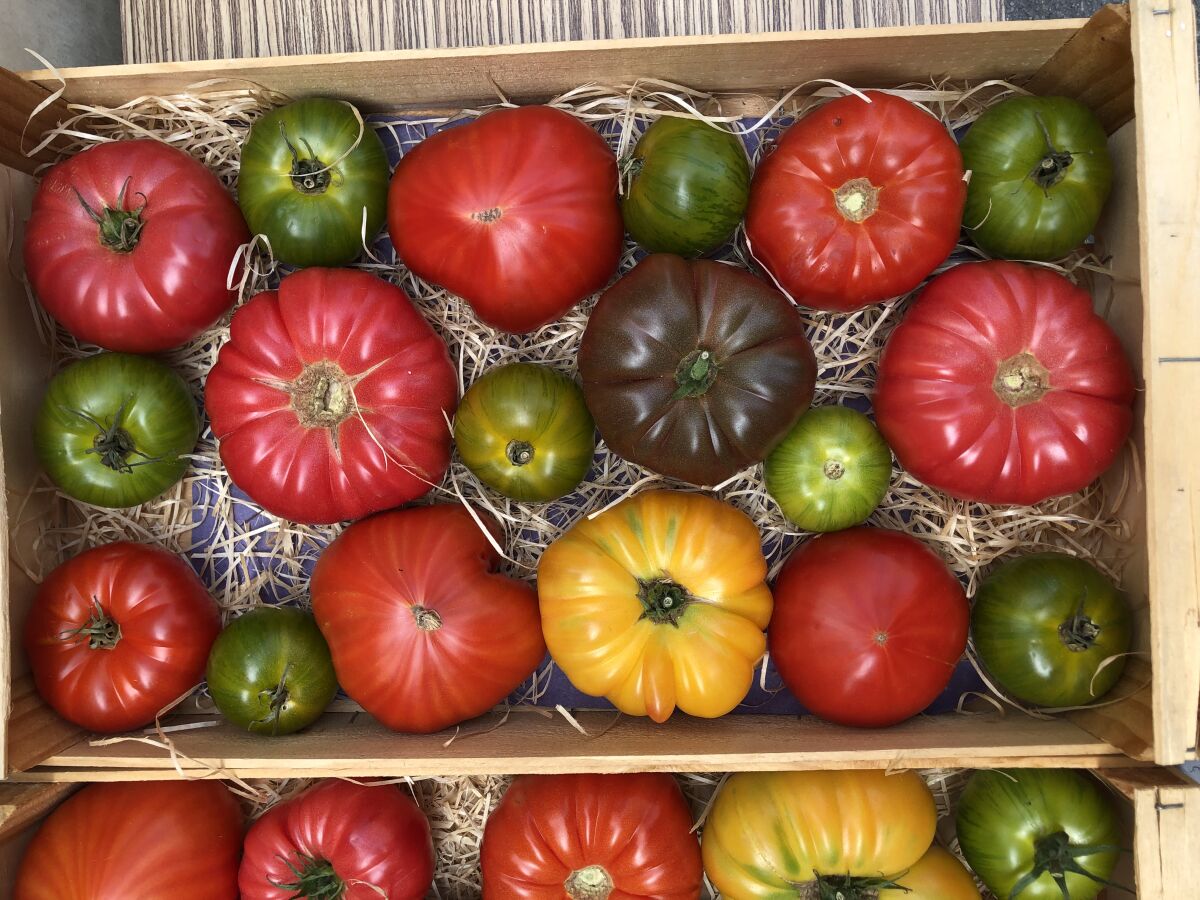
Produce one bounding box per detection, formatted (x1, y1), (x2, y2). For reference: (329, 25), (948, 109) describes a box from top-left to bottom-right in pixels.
(833, 177), (881, 223)
(822, 459), (846, 481)
(272, 852), (347, 900)
(637, 578), (694, 626)
(72, 176), (147, 253)
(617, 154), (643, 196)
(1009, 830), (1131, 899)
(288, 361), (358, 436)
(813, 871), (909, 900)
(506, 440), (535, 467)
(993, 352), (1051, 408)
(59, 597), (122, 650)
(411, 605), (443, 632)
(1030, 112), (1074, 192)
(564, 864), (614, 900)
(255, 663), (292, 735)
(279, 122), (333, 194)
(672, 348), (720, 400)
(72, 398), (164, 474)
(1059, 590), (1102, 652)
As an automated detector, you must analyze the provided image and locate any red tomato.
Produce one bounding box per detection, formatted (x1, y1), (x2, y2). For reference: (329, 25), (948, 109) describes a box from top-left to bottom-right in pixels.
(481, 773), (703, 899)
(874, 261), (1135, 505)
(387, 105), (623, 333)
(240, 779), (434, 900)
(14, 781), (241, 899)
(769, 527), (968, 728)
(746, 91), (965, 311)
(24, 140), (249, 352)
(205, 267), (457, 524)
(310, 504), (545, 733)
(24, 541), (220, 733)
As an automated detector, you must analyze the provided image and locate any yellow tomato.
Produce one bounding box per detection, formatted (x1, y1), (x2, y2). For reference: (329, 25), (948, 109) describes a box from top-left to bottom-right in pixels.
(537, 490), (771, 721)
(702, 770), (937, 899)
(881, 846), (981, 900)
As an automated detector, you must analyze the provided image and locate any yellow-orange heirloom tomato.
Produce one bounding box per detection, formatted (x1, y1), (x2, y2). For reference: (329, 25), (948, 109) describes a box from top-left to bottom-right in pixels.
(537, 490), (771, 722)
(702, 771), (938, 899)
(880, 846), (981, 900)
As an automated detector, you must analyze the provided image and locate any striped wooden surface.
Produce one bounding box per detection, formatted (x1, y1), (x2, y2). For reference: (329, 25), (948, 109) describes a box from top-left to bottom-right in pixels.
(121, 0), (1005, 63)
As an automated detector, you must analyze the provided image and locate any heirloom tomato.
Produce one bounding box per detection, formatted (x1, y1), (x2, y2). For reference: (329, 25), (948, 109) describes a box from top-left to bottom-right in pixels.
(956, 769), (1122, 900)
(35, 352), (199, 508)
(579, 254), (816, 486)
(311, 504), (544, 733)
(769, 527), (968, 727)
(960, 96), (1112, 261)
(454, 363), (595, 502)
(24, 139), (249, 352)
(621, 116), (751, 257)
(24, 541), (220, 732)
(880, 846), (981, 900)
(14, 781), (241, 900)
(702, 770), (937, 899)
(538, 490), (772, 722)
(388, 105), (623, 333)
(240, 779), (434, 900)
(481, 773), (703, 900)
(746, 91), (965, 311)
(205, 267), (457, 524)
(874, 261), (1134, 505)
(238, 97), (389, 267)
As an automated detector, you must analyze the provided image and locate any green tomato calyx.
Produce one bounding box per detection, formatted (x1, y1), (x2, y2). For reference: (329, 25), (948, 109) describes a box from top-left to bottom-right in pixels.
(412, 605), (443, 632)
(506, 440), (535, 468)
(993, 352), (1051, 408)
(1010, 830), (1130, 900)
(1030, 112), (1074, 192)
(834, 177), (881, 224)
(60, 597), (122, 650)
(254, 663), (292, 735)
(618, 153), (644, 196)
(673, 348), (720, 400)
(279, 122), (333, 195)
(74, 398), (163, 474)
(812, 871), (910, 900)
(1059, 592), (1102, 652)
(638, 578), (694, 626)
(73, 176), (146, 253)
(564, 864), (613, 900)
(272, 852), (347, 900)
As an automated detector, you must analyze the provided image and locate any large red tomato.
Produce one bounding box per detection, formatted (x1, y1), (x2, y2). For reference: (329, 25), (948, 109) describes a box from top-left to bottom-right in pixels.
(481, 773), (704, 899)
(24, 139), (249, 352)
(205, 267), (457, 524)
(769, 527), (969, 727)
(310, 504), (545, 733)
(24, 541), (221, 733)
(746, 91), (965, 311)
(387, 105), (623, 333)
(14, 781), (242, 899)
(874, 261), (1135, 505)
(240, 780), (434, 900)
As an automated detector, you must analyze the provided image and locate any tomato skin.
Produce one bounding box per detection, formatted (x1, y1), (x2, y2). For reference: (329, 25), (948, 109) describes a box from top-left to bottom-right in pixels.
(14, 781), (241, 900)
(960, 96), (1111, 261)
(24, 541), (220, 733)
(454, 363), (595, 502)
(702, 770), (937, 898)
(580, 254), (816, 486)
(763, 405), (892, 532)
(874, 261), (1135, 505)
(769, 527), (968, 728)
(972, 553), (1132, 708)
(205, 267), (457, 524)
(621, 116), (751, 257)
(956, 769), (1120, 900)
(240, 780), (434, 900)
(880, 846), (981, 900)
(481, 773), (703, 900)
(746, 91), (965, 311)
(24, 140), (249, 353)
(238, 98), (390, 267)
(538, 490), (773, 722)
(388, 105), (623, 333)
(206, 607), (337, 735)
(311, 504), (545, 733)
(35, 352), (200, 508)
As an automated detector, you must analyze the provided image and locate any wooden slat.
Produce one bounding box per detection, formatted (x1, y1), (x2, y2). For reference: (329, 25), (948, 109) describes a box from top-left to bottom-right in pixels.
(0, 68), (69, 174)
(0, 783), (74, 845)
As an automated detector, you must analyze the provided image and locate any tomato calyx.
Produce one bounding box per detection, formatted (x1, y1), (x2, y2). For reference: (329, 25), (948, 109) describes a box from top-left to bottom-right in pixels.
(471, 207), (503, 223)
(637, 578), (694, 626)
(993, 352), (1051, 408)
(1011, 830), (1131, 900)
(72, 176), (147, 253)
(506, 440), (536, 468)
(672, 349), (720, 400)
(810, 871), (909, 900)
(287, 361), (360, 437)
(73, 399), (163, 474)
(59, 597), (122, 650)
(1029, 113), (1075, 192)
(254, 663), (293, 735)
(411, 605), (443, 632)
(833, 177), (881, 224)
(823, 458), (847, 481)
(564, 864), (614, 900)
(279, 122), (334, 195)
(617, 153), (644, 196)
(1059, 592), (1102, 652)
(272, 852), (346, 900)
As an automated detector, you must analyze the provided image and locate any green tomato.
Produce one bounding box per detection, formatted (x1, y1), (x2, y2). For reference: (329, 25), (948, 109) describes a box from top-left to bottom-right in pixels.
(237, 97), (389, 267)
(764, 406), (892, 532)
(206, 607), (337, 736)
(454, 363), (595, 502)
(956, 769), (1123, 900)
(960, 95), (1112, 261)
(621, 116), (751, 257)
(972, 553), (1132, 708)
(34, 352), (199, 509)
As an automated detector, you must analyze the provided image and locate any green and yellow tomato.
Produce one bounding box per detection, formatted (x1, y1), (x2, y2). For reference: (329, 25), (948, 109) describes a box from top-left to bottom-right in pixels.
(972, 553), (1132, 708)
(206, 607), (337, 736)
(764, 405), (892, 532)
(960, 96), (1112, 260)
(454, 363), (594, 502)
(621, 116), (751, 257)
(237, 98), (389, 267)
(35, 352), (199, 508)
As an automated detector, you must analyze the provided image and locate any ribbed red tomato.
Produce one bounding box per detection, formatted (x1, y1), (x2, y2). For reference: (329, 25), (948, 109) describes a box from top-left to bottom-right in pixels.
(875, 261), (1135, 505)
(240, 780), (434, 900)
(14, 781), (242, 900)
(746, 91), (965, 311)
(205, 267), (457, 524)
(387, 105), (623, 333)
(310, 504), (545, 733)
(481, 773), (704, 900)
(24, 139), (249, 352)
(769, 527), (969, 727)
(24, 541), (220, 733)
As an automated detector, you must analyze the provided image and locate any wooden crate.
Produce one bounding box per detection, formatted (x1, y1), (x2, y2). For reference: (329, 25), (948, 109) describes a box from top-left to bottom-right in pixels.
(0, 1), (1197, 781)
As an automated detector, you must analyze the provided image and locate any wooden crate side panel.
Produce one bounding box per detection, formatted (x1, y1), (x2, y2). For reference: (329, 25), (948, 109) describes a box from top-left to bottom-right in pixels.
(1127, 773), (1200, 899)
